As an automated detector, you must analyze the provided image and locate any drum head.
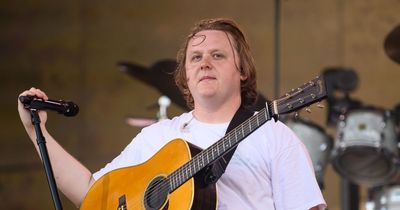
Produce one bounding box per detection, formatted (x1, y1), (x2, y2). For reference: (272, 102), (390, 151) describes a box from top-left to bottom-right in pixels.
(332, 108), (399, 186)
(332, 146), (396, 186)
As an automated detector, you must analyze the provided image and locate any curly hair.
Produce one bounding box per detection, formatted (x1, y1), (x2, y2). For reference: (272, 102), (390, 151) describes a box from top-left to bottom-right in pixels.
(175, 18), (258, 109)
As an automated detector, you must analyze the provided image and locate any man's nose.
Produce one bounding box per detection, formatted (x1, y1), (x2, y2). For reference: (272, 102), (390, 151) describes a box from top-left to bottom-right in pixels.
(200, 55), (212, 70)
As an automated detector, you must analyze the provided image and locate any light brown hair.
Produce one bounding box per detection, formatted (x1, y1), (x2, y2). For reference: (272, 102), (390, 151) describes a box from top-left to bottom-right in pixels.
(175, 18), (258, 109)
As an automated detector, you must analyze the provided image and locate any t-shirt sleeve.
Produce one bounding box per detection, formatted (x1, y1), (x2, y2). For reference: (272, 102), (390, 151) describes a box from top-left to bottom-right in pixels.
(271, 122), (327, 210)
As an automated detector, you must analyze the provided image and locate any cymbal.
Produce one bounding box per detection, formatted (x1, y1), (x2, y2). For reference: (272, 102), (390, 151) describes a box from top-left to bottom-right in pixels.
(384, 25), (400, 64)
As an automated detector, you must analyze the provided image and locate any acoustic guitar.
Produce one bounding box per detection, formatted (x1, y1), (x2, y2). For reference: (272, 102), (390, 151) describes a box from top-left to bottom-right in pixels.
(80, 76), (327, 210)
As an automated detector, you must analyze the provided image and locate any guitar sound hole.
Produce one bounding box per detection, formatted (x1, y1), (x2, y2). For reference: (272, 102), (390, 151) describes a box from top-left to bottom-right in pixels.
(144, 176), (169, 210)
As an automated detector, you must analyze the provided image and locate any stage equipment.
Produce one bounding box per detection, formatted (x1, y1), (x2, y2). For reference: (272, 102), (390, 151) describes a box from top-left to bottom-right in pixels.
(125, 95), (171, 128)
(393, 103), (400, 126)
(18, 96), (76, 209)
(323, 67), (363, 126)
(331, 108), (399, 186)
(19, 95), (79, 117)
(384, 25), (400, 65)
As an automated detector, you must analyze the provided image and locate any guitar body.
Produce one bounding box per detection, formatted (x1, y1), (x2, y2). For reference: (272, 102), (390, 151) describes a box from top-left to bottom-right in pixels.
(79, 77), (327, 210)
(80, 139), (217, 210)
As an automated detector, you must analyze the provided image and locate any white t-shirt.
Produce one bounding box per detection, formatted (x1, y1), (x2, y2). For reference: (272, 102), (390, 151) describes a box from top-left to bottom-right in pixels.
(93, 111), (327, 210)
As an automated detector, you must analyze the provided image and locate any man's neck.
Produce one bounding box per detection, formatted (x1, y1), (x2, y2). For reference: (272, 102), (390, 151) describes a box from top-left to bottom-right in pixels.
(192, 97), (241, 124)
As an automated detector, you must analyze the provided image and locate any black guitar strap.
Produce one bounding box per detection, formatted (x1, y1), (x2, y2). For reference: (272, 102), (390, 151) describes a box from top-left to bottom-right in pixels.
(203, 106), (254, 185)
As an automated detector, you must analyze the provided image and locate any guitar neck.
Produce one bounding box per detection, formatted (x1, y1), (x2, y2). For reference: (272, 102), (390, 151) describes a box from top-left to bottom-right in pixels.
(166, 76), (327, 193)
(167, 105), (273, 192)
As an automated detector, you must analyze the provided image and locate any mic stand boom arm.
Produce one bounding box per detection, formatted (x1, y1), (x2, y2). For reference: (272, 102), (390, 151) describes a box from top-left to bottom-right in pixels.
(30, 109), (63, 210)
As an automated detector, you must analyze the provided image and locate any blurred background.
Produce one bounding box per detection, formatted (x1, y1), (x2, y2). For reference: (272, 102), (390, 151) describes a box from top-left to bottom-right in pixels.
(1, 0), (400, 209)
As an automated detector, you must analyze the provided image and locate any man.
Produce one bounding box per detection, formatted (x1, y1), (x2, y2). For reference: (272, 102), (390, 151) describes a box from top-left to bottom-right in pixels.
(18, 18), (326, 209)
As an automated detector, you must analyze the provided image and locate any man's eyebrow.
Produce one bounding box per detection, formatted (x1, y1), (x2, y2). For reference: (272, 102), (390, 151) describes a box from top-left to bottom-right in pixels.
(210, 49), (225, 53)
(187, 48), (226, 54)
(187, 50), (201, 55)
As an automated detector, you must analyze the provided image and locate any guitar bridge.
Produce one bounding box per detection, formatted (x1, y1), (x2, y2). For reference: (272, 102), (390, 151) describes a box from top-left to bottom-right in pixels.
(118, 195), (127, 210)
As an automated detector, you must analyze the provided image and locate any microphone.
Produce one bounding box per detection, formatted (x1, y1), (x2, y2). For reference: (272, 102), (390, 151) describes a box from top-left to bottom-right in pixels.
(180, 116), (194, 132)
(19, 95), (79, 117)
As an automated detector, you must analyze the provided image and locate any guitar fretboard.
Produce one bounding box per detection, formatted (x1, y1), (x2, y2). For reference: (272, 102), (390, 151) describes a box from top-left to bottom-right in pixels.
(167, 106), (272, 192)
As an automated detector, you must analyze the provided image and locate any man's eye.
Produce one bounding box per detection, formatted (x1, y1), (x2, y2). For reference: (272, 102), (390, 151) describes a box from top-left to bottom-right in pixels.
(191, 55), (201, 61)
(213, 53), (224, 59)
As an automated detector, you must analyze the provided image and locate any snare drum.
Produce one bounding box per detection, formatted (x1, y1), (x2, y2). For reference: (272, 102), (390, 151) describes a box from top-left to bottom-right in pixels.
(331, 108), (399, 186)
(286, 119), (333, 188)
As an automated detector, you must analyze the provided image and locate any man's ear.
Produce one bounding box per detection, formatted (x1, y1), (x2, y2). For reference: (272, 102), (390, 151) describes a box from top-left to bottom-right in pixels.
(239, 66), (247, 81)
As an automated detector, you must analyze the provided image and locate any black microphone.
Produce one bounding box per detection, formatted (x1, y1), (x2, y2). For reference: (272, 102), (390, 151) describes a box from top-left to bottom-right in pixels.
(19, 95), (79, 117)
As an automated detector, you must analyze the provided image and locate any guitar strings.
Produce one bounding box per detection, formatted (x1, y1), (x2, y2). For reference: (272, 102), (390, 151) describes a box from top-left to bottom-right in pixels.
(121, 110), (264, 209)
(123, 86), (318, 208)
(128, 110), (266, 208)
(137, 89), (318, 208)
(132, 97), (283, 207)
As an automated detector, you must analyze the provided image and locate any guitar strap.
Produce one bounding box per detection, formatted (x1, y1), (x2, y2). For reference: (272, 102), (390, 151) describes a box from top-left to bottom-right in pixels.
(203, 106), (254, 185)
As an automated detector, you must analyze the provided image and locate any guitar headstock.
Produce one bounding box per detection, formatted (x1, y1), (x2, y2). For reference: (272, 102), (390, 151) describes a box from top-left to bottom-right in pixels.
(271, 76), (327, 116)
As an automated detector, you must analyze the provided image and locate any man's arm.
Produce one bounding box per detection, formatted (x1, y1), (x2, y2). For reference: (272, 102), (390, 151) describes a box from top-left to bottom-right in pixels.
(18, 88), (94, 207)
(32, 128), (95, 207)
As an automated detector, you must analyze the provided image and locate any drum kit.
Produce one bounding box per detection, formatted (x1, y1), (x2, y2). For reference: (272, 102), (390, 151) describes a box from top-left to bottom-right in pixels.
(308, 97), (400, 205)
(286, 24), (400, 209)
(283, 104), (400, 209)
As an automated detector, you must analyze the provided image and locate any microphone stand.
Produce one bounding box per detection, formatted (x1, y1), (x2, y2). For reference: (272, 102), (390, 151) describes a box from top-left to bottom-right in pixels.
(30, 109), (63, 210)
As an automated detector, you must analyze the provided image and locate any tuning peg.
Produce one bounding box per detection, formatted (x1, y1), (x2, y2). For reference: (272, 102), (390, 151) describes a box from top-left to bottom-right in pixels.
(316, 102), (324, 109)
(305, 107), (312, 113)
(295, 112), (299, 118)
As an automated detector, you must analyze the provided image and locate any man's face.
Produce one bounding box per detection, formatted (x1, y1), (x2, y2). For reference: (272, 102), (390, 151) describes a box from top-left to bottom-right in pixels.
(185, 30), (246, 107)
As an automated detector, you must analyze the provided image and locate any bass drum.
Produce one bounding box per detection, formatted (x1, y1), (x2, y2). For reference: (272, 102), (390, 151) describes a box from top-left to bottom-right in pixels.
(366, 185), (400, 210)
(331, 108), (399, 186)
(285, 119), (333, 189)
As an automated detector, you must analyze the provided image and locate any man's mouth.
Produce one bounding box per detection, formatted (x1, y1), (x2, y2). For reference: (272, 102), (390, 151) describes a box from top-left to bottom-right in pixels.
(199, 76), (216, 82)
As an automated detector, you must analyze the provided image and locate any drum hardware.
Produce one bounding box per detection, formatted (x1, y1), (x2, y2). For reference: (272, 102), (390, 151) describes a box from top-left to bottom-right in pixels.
(125, 95), (171, 128)
(322, 68), (363, 127)
(331, 108), (399, 187)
